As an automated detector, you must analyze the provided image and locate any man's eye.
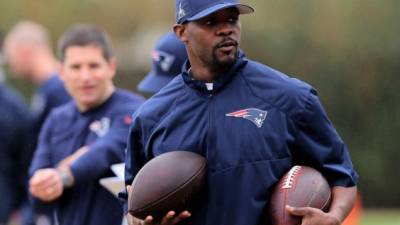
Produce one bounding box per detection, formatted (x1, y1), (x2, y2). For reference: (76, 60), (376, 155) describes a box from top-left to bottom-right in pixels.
(70, 64), (80, 70)
(228, 17), (238, 23)
(89, 63), (100, 69)
(205, 19), (215, 26)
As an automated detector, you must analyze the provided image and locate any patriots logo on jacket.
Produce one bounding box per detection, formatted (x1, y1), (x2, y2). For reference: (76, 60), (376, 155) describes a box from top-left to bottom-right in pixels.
(89, 117), (110, 137)
(226, 108), (268, 128)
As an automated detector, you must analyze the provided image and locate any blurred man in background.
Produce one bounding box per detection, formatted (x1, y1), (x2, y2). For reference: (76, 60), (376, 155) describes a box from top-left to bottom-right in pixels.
(29, 24), (144, 225)
(0, 27), (32, 225)
(137, 31), (187, 94)
(0, 28), (6, 83)
(4, 21), (70, 133)
(4, 20), (71, 225)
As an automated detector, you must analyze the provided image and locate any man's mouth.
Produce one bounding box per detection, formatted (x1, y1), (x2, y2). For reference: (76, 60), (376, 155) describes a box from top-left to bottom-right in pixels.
(216, 39), (238, 52)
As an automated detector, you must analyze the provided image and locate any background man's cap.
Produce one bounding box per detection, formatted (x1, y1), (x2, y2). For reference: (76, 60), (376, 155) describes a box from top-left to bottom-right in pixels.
(176, 0), (254, 24)
(137, 31), (187, 93)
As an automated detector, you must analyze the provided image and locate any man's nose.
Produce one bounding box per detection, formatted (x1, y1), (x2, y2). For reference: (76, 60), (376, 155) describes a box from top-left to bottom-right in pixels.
(216, 22), (234, 36)
(79, 67), (92, 81)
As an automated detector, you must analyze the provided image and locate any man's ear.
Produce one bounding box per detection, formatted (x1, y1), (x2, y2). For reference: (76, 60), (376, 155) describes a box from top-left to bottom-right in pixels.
(108, 57), (117, 79)
(173, 24), (188, 43)
(59, 62), (66, 82)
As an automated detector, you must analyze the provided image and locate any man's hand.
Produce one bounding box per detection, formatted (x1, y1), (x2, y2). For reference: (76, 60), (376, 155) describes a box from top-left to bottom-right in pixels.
(29, 168), (64, 202)
(126, 185), (191, 225)
(286, 205), (340, 225)
(127, 211), (191, 225)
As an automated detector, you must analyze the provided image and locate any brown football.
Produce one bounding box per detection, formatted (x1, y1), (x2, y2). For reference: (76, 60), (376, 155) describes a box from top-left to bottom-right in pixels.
(128, 151), (206, 221)
(268, 165), (331, 225)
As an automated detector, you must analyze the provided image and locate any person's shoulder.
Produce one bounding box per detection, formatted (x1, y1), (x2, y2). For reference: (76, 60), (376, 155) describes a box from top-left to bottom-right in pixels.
(0, 84), (29, 118)
(47, 101), (75, 119)
(111, 89), (145, 110)
(38, 75), (70, 105)
(135, 75), (185, 122)
(0, 84), (26, 105)
(241, 60), (314, 113)
(114, 89), (145, 102)
(40, 75), (64, 92)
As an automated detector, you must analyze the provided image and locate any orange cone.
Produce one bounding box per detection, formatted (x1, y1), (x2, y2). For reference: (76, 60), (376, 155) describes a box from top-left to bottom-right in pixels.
(342, 194), (363, 225)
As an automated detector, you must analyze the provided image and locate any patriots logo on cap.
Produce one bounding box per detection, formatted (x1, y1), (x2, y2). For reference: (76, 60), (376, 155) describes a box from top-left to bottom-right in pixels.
(152, 50), (175, 72)
(178, 2), (186, 20)
(226, 108), (268, 128)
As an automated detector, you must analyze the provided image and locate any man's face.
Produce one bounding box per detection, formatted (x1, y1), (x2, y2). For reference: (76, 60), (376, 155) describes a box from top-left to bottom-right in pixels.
(184, 8), (241, 70)
(60, 45), (115, 111)
(4, 40), (33, 78)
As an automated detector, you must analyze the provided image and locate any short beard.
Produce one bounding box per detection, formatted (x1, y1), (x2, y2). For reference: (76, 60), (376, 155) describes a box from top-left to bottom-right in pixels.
(210, 49), (238, 73)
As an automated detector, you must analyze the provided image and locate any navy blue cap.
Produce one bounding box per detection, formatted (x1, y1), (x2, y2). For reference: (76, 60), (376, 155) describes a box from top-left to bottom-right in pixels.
(176, 0), (254, 24)
(137, 31), (187, 93)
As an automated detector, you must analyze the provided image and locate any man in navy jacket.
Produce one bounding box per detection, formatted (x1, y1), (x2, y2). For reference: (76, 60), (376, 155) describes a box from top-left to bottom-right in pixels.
(122, 1), (359, 225)
(4, 22), (71, 225)
(29, 24), (144, 225)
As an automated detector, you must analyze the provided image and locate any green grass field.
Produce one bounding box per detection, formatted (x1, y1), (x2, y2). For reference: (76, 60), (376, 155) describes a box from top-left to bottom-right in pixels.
(361, 209), (400, 225)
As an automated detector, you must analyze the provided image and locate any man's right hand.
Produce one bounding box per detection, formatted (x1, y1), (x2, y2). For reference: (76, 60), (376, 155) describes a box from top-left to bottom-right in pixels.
(126, 185), (191, 225)
(127, 211), (191, 225)
(29, 168), (64, 202)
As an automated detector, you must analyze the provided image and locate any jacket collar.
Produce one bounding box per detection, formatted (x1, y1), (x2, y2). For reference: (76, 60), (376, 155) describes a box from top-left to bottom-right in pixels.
(182, 51), (248, 95)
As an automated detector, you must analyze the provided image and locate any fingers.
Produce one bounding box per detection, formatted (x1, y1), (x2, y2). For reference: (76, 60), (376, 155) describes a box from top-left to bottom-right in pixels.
(30, 169), (53, 186)
(160, 211), (175, 224)
(127, 185), (132, 193)
(143, 216), (153, 225)
(30, 169), (60, 192)
(286, 205), (314, 216)
(140, 210), (191, 225)
(29, 169), (64, 201)
(172, 211), (191, 224)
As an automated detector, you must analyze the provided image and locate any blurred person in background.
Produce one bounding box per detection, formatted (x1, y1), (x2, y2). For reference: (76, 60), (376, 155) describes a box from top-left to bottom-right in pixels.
(28, 24), (144, 225)
(4, 20), (71, 225)
(0, 28), (6, 83)
(137, 31), (187, 94)
(4, 20), (71, 134)
(0, 27), (32, 225)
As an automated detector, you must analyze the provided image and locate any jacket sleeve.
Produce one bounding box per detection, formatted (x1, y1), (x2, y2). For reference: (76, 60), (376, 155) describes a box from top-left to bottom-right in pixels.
(29, 115), (54, 176)
(69, 109), (135, 185)
(28, 114), (57, 212)
(119, 111), (148, 213)
(291, 89), (359, 187)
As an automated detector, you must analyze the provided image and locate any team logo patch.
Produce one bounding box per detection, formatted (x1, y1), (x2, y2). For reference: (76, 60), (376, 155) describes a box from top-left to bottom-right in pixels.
(152, 50), (175, 72)
(89, 117), (111, 137)
(226, 108), (268, 128)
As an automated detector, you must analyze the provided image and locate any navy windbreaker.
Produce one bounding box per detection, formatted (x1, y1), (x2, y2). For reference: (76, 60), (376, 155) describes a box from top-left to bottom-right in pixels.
(29, 89), (144, 225)
(0, 84), (31, 223)
(123, 53), (358, 225)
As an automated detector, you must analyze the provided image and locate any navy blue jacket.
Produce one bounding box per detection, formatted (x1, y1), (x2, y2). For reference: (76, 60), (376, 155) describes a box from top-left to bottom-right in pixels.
(123, 53), (358, 225)
(29, 89), (144, 225)
(31, 74), (70, 134)
(0, 84), (31, 223)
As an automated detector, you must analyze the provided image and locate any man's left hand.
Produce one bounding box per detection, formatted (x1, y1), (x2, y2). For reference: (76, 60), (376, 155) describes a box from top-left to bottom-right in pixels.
(286, 205), (340, 225)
